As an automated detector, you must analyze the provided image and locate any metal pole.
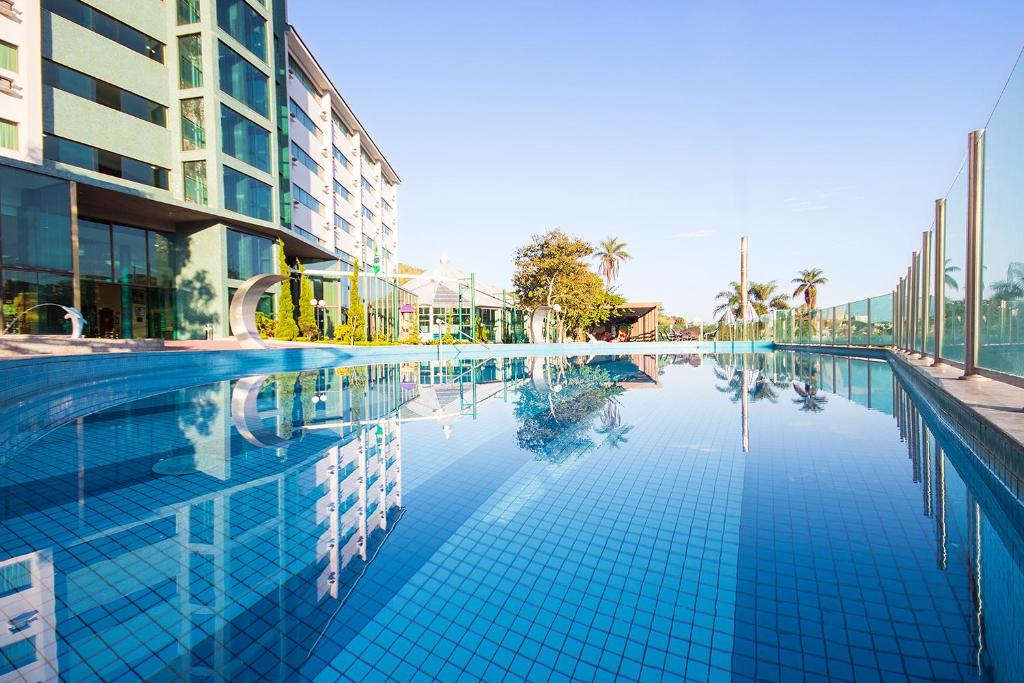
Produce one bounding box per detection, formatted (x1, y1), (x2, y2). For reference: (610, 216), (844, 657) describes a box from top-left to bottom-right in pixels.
(470, 272), (477, 342)
(909, 255), (921, 358)
(920, 231), (932, 360)
(896, 280), (903, 349)
(962, 129), (987, 380)
(740, 236), (748, 343)
(905, 266), (913, 351)
(866, 297), (872, 347)
(933, 199), (946, 366)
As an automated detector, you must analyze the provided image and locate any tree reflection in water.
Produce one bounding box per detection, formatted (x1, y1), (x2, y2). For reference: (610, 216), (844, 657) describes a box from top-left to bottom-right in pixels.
(514, 357), (633, 462)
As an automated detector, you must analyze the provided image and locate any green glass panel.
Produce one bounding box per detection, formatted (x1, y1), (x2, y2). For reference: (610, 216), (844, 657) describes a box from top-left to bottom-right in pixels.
(223, 167), (272, 221)
(180, 98), (205, 150)
(0, 165), (72, 270)
(218, 41), (268, 116)
(78, 218), (112, 281)
(149, 230), (175, 288)
(217, 0), (266, 61)
(221, 105), (270, 171)
(0, 41), (16, 72)
(183, 160), (207, 205)
(979, 58), (1024, 377)
(870, 294), (893, 346)
(177, 0), (200, 24)
(942, 163), (967, 362)
(178, 35), (202, 88)
(112, 225), (148, 284)
(1, 270), (73, 334)
(850, 299), (869, 345)
(0, 119), (16, 150)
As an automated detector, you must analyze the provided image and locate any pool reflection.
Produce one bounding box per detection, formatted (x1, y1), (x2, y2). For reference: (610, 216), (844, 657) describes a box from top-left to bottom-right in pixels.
(0, 352), (1020, 681)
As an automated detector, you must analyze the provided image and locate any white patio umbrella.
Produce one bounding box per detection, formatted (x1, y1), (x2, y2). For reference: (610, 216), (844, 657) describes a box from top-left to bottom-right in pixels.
(720, 308), (736, 325)
(741, 302), (759, 324)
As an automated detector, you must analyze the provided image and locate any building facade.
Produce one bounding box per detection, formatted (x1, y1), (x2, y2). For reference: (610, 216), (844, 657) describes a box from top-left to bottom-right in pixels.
(0, 0), (402, 339)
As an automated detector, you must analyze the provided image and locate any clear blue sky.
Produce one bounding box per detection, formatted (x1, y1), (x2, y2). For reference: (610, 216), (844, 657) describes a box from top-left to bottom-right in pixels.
(289, 0), (1024, 321)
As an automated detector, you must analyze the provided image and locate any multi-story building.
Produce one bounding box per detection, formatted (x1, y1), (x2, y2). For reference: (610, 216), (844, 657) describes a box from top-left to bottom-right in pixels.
(0, 0), (404, 340)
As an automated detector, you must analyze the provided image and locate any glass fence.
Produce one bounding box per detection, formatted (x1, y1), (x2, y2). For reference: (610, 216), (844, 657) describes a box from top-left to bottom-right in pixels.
(766, 50), (1024, 382)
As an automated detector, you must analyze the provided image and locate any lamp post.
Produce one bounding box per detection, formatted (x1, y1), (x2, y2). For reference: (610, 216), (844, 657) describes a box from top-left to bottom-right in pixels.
(310, 298), (326, 339)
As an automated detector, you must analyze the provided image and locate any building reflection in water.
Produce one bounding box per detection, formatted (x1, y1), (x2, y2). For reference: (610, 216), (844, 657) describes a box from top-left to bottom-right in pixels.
(0, 357), (528, 681)
(1, 352), (1022, 681)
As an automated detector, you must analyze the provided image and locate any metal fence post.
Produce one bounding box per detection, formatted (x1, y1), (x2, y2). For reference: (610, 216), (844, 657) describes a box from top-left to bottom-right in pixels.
(896, 280), (902, 348)
(961, 129), (987, 380)
(933, 199), (946, 366)
(913, 255), (921, 360)
(920, 231), (932, 360)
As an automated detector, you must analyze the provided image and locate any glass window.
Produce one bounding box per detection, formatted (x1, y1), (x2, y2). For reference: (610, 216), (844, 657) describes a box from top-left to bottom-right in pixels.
(42, 0), (164, 62)
(290, 63), (317, 96)
(288, 99), (320, 138)
(290, 141), (321, 177)
(0, 40), (16, 72)
(218, 41), (268, 116)
(361, 204), (374, 221)
(217, 0), (266, 61)
(382, 198), (392, 212)
(180, 97), (205, 150)
(0, 165), (72, 270)
(78, 218), (112, 280)
(333, 179), (351, 200)
(0, 636), (36, 676)
(112, 224), (148, 284)
(334, 214), (353, 233)
(183, 160), (207, 205)
(178, 35), (203, 89)
(43, 60), (166, 126)
(149, 230), (175, 287)
(226, 228), (272, 280)
(2, 270), (73, 334)
(0, 559), (31, 597)
(360, 175), (374, 193)
(223, 165), (272, 221)
(0, 119), (15, 150)
(221, 104), (270, 171)
(332, 112), (351, 137)
(293, 184), (322, 215)
(360, 150), (373, 166)
(382, 223), (392, 238)
(332, 145), (350, 169)
(177, 0), (200, 25)
(44, 135), (169, 189)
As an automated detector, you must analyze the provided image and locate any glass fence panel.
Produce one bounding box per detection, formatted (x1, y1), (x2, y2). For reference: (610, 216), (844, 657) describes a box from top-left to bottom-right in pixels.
(835, 304), (850, 344)
(850, 299), (869, 345)
(923, 241), (935, 354)
(820, 307), (833, 344)
(942, 162), (967, 362)
(870, 294), (893, 346)
(979, 57), (1024, 377)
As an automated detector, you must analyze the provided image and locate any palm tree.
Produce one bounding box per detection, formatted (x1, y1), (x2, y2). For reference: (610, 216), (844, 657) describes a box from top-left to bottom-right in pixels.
(944, 259), (961, 292)
(713, 281), (743, 319)
(989, 261), (1024, 302)
(792, 268), (829, 309)
(748, 281), (791, 315)
(595, 237), (631, 288)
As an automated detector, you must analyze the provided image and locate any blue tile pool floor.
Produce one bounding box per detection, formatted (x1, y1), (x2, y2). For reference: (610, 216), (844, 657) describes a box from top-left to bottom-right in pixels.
(0, 352), (1021, 681)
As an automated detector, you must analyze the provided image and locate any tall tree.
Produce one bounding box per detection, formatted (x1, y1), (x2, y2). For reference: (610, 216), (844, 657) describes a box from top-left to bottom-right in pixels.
(713, 281), (743, 319)
(349, 260), (366, 342)
(595, 236), (631, 288)
(512, 229), (623, 341)
(748, 281), (790, 314)
(297, 262), (317, 338)
(274, 239), (298, 341)
(792, 268), (829, 309)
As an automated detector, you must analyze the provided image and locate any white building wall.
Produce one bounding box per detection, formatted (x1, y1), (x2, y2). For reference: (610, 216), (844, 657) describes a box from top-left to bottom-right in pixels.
(285, 31), (399, 270)
(0, 0), (42, 163)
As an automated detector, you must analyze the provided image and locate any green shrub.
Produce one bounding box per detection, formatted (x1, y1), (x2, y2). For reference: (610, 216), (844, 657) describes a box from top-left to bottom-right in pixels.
(333, 323), (352, 344)
(255, 311), (275, 339)
(274, 241), (299, 341)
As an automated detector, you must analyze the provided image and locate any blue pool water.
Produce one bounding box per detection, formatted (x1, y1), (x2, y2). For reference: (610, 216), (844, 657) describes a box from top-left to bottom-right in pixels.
(0, 351), (1022, 681)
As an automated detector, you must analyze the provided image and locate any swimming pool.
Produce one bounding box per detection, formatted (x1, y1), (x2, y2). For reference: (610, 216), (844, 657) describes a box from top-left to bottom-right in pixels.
(0, 350), (1020, 681)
